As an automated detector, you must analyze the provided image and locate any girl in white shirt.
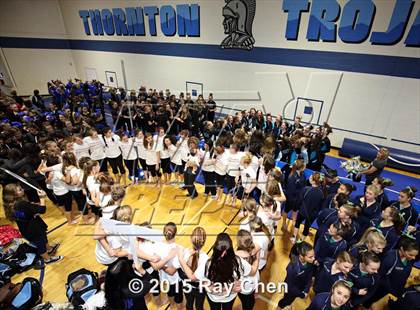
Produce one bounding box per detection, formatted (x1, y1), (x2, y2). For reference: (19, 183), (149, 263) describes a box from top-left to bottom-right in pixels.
(214, 145), (228, 201)
(83, 129), (106, 172)
(205, 233), (252, 309)
(134, 130), (148, 182)
(255, 155), (275, 202)
(150, 222), (183, 309)
(201, 139), (217, 198)
(144, 132), (160, 185)
(184, 140), (201, 199)
(170, 134), (184, 186)
(250, 216), (271, 271)
(250, 154), (260, 175)
(103, 127), (126, 186)
(72, 134), (90, 160)
(101, 184), (125, 220)
(62, 152), (88, 224)
(47, 155), (74, 224)
(94, 205), (132, 266)
(174, 129), (189, 188)
(257, 194), (280, 251)
(119, 132), (138, 184)
(225, 144), (243, 205)
(176, 227), (209, 310)
(61, 140), (74, 155)
(179, 130), (190, 171)
(154, 128), (166, 180)
(154, 127), (166, 153)
(82, 159), (101, 221)
(239, 198), (258, 231)
(234, 153), (256, 206)
(161, 136), (176, 184)
(93, 173), (114, 218)
(265, 171), (287, 232)
(76, 157), (91, 223)
(137, 233), (177, 307)
(235, 230), (261, 310)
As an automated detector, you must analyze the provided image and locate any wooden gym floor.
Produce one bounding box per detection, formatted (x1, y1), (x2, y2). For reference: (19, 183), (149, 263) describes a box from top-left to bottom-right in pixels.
(0, 150), (418, 309)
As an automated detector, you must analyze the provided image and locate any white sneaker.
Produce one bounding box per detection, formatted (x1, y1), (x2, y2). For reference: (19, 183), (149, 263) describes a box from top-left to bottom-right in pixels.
(290, 237), (296, 244)
(45, 255), (64, 264)
(178, 183), (185, 188)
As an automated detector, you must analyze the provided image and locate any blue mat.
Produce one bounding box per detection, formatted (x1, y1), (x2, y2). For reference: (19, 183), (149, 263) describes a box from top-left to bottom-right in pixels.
(193, 155), (420, 213)
(323, 156), (420, 211)
(324, 156), (420, 194)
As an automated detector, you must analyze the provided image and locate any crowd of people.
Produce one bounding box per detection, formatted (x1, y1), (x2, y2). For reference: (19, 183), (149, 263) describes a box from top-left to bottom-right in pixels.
(0, 79), (419, 310)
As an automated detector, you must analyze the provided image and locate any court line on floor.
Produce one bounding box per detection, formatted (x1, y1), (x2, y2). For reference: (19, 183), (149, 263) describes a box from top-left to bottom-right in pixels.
(257, 294), (278, 308)
(47, 220), (67, 235)
(221, 207), (242, 234)
(178, 198), (214, 234)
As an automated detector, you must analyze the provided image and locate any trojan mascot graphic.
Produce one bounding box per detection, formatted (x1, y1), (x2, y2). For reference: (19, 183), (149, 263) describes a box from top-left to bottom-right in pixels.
(221, 0), (256, 50)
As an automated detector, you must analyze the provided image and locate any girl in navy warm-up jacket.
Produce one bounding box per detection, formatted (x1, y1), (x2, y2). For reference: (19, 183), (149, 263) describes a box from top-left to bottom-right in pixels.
(315, 193), (349, 243)
(322, 183), (354, 210)
(313, 251), (355, 294)
(370, 206), (405, 253)
(307, 280), (352, 310)
(349, 227), (387, 262)
(316, 204), (361, 247)
(282, 159), (306, 232)
(364, 236), (419, 307)
(356, 185), (382, 232)
(372, 176), (392, 210)
(292, 172), (324, 243)
(392, 186), (418, 232)
(315, 222), (349, 264)
(347, 251), (380, 308)
(277, 241), (316, 309)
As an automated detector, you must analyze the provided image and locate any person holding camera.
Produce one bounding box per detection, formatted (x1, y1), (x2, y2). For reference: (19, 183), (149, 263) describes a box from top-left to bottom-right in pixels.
(2, 184), (63, 264)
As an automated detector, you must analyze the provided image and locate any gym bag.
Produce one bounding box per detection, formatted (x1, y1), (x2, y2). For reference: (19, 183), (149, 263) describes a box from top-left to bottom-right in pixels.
(0, 277), (43, 310)
(65, 268), (99, 307)
(0, 243), (39, 285)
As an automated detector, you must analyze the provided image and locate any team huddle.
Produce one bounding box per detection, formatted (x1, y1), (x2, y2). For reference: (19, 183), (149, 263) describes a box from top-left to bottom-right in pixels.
(0, 79), (419, 310)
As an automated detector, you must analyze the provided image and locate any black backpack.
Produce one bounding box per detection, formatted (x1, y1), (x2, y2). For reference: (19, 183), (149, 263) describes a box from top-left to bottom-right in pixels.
(65, 268), (99, 307)
(0, 243), (39, 285)
(3, 277), (43, 310)
(0, 261), (16, 286)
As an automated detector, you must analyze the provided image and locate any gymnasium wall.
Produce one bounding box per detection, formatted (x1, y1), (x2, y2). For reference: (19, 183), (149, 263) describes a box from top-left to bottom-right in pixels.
(0, 49), (13, 90)
(0, 0), (76, 94)
(0, 0), (419, 152)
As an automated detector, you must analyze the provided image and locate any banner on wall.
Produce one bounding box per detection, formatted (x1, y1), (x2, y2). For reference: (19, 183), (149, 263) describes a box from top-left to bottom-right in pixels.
(79, 4), (200, 37)
(78, 0), (420, 47)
